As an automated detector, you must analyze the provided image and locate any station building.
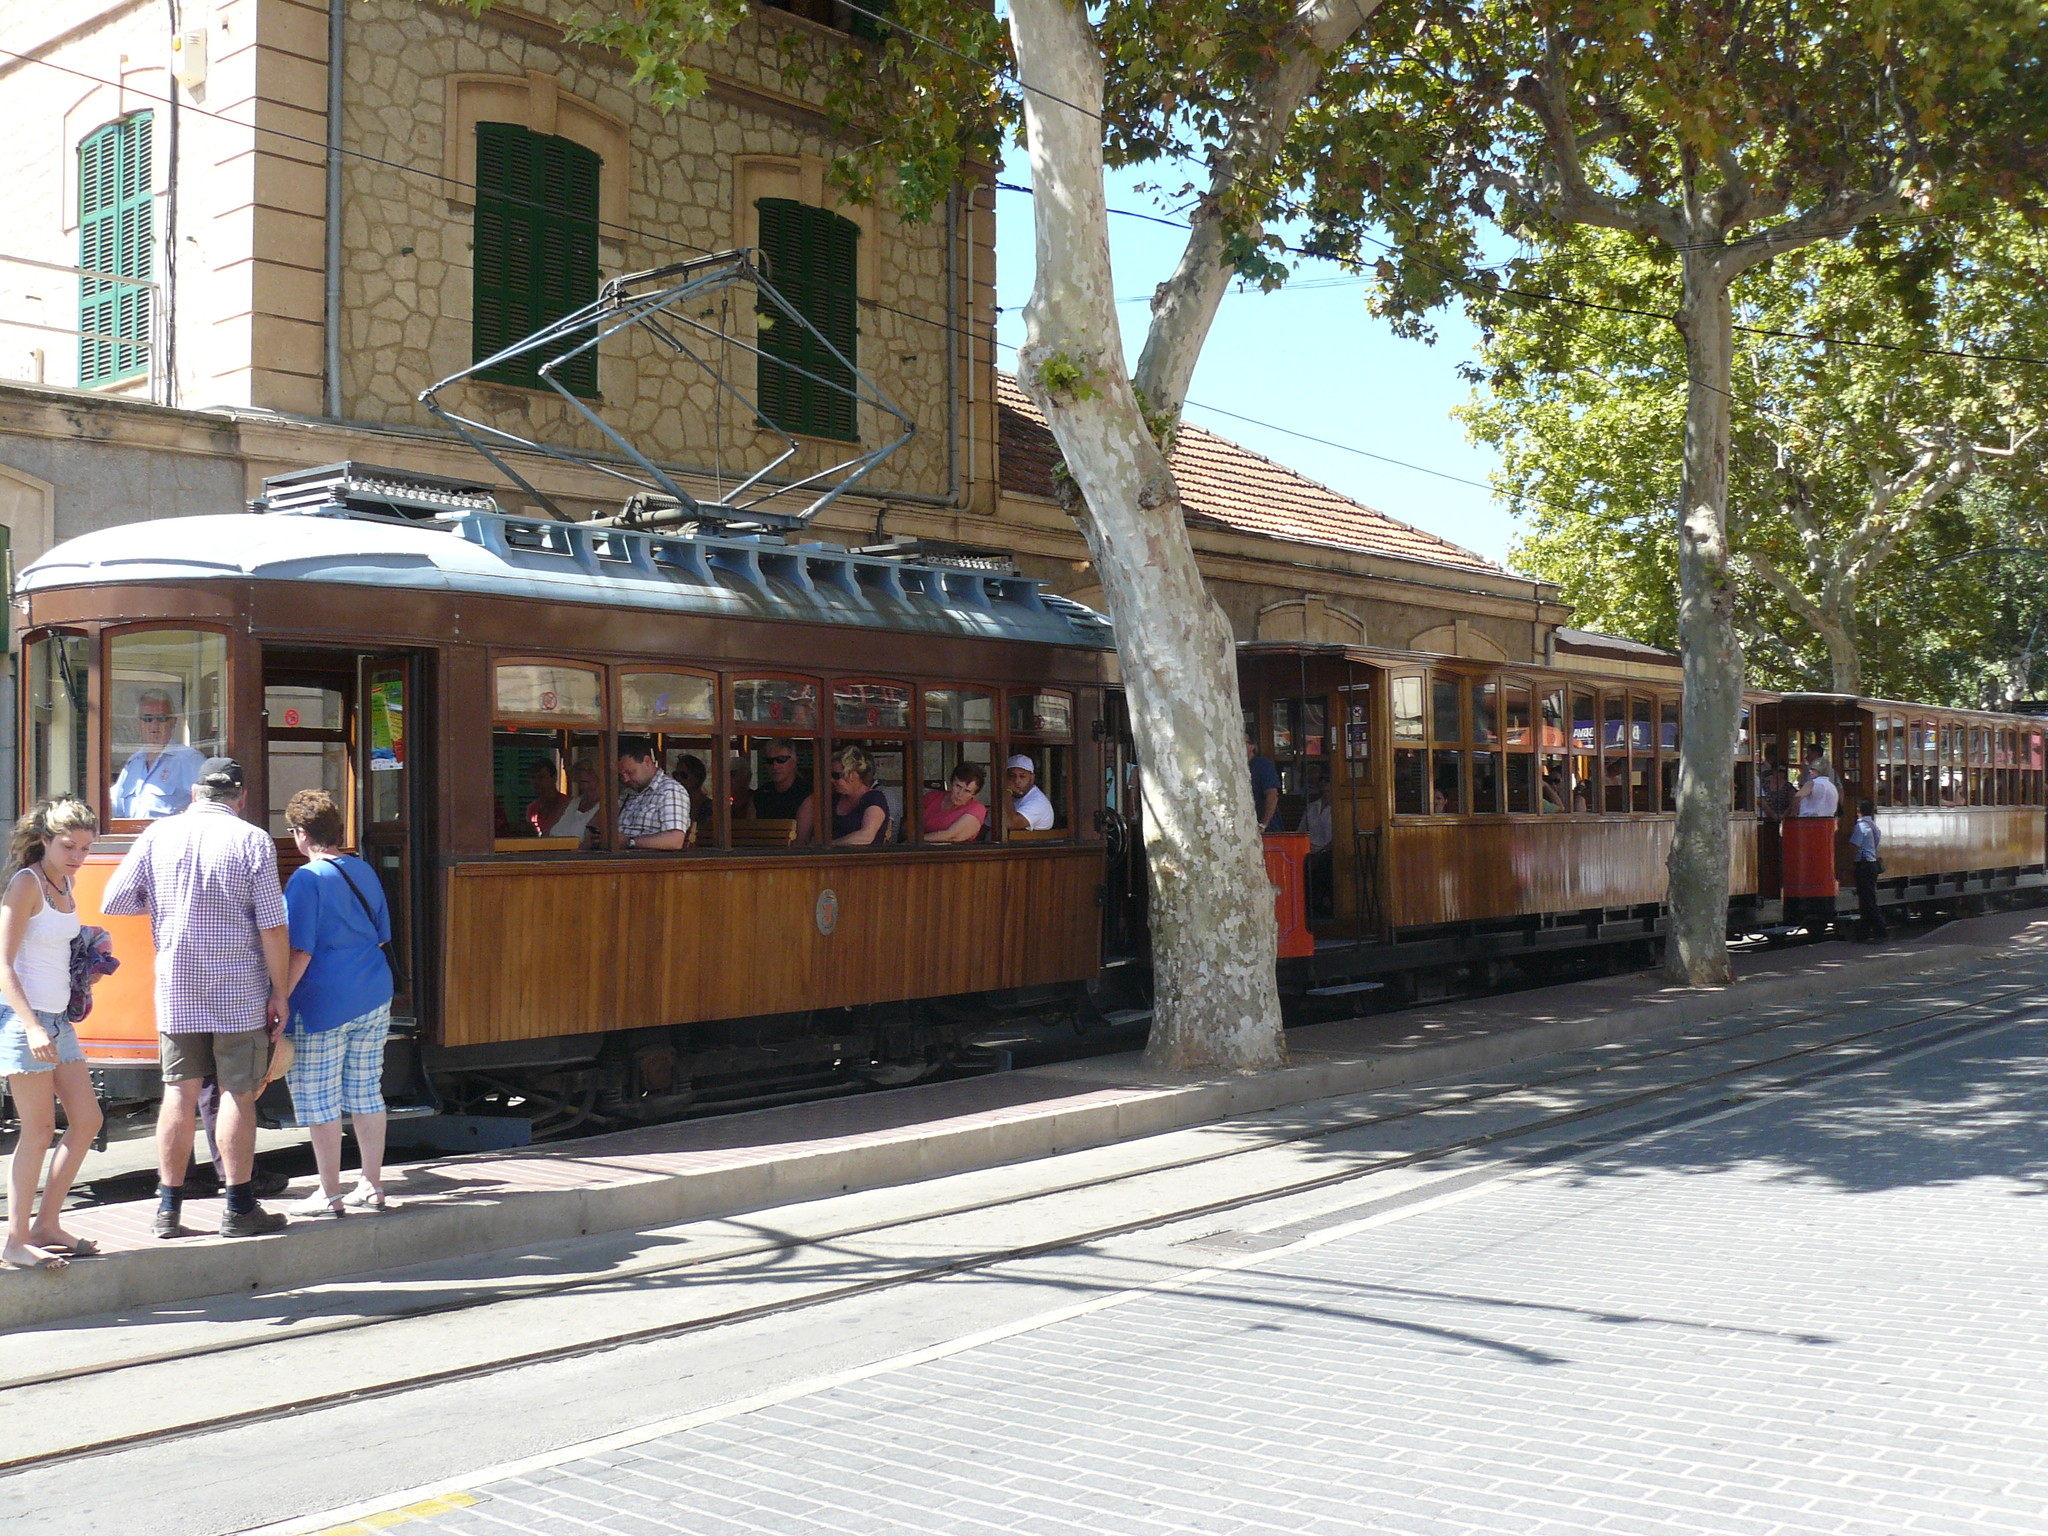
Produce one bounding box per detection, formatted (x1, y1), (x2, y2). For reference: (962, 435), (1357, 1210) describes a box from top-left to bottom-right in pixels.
(0, 0), (1575, 809)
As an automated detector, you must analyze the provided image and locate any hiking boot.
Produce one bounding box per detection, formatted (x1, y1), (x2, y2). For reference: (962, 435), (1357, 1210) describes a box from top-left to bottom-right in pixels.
(219, 1205), (287, 1239)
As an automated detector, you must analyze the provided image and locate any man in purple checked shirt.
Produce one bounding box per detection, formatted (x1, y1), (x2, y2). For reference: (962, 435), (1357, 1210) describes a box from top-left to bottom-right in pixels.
(103, 757), (292, 1239)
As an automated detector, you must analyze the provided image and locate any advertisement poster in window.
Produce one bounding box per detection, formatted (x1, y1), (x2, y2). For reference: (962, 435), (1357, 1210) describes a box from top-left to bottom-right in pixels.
(370, 676), (405, 771)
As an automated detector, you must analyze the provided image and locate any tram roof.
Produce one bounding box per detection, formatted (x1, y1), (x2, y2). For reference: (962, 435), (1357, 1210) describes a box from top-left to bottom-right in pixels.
(19, 510), (1117, 650)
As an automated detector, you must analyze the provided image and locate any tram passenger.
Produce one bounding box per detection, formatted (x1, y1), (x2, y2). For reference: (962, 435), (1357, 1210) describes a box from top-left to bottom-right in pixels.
(111, 690), (207, 819)
(1540, 763), (1569, 812)
(615, 735), (692, 852)
(522, 757), (568, 837)
(829, 746), (891, 847)
(1005, 754), (1056, 831)
(1795, 752), (1839, 818)
(548, 757), (605, 846)
(748, 744), (816, 842)
(1302, 776), (1334, 919)
(676, 754), (715, 836)
(922, 761), (989, 844)
(1759, 759), (1793, 821)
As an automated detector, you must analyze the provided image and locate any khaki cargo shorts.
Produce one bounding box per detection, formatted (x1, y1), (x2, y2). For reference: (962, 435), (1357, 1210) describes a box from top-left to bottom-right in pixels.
(160, 1028), (273, 1097)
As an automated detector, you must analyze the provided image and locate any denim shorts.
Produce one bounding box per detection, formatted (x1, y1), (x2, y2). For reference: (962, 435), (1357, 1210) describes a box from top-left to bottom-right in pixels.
(0, 1005), (83, 1076)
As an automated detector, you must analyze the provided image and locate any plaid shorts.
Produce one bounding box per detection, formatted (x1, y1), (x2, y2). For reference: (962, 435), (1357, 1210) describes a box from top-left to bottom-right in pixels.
(284, 1003), (390, 1125)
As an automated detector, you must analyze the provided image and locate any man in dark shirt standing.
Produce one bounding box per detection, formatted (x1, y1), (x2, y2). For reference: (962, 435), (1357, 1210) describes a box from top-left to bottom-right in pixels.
(1246, 730), (1282, 833)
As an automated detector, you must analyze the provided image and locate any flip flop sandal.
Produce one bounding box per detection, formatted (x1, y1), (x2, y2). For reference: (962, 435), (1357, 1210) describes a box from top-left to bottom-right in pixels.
(42, 1238), (99, 1257)
(4, 1249), (68, 1271)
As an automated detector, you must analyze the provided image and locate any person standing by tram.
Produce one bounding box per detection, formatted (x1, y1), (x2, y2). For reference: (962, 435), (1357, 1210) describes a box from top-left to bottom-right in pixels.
(110, 689), (206, 819)
(0, 799), (105, 1270)
(1849, 797), (1887, 943)
(101, 759), (292, 1240)
(1795, 750), (1840, 818)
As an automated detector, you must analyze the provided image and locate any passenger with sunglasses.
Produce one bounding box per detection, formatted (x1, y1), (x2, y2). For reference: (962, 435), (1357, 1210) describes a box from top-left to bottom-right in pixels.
(747, 743), (816, 843)
(111, 689), (207, 819)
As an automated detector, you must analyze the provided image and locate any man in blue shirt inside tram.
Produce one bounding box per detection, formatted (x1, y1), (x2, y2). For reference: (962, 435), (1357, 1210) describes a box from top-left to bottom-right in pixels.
(110, 689), (207, 818)
(1246, 729), (1283, 833)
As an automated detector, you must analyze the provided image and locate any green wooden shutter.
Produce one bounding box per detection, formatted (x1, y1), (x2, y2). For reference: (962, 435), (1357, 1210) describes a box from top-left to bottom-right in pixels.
(78, 113), (153, 388)
(755, 198), (859, 441)
(473, 122), (601, 397)
(846, 0), (890, 43)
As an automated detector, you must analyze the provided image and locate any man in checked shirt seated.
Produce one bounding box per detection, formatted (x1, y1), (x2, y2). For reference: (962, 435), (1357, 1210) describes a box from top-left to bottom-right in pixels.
(614, 735), (692, 851)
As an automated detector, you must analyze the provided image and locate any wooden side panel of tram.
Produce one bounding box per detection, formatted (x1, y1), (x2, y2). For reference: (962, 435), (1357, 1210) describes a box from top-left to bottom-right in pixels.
(1873, 808), (2046, 879)
(438, 849), (1104, 1047)
(1383, 818), (1759, 929)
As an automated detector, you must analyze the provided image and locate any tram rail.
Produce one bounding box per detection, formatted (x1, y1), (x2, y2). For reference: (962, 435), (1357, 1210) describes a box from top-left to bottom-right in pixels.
(6, 966), (2041, 1477)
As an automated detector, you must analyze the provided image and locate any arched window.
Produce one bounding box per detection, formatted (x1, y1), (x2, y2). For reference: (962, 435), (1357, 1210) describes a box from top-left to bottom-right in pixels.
(755, 198), (860, 441)
(78, 112), (153, 388)
(473, 122), (601, 396)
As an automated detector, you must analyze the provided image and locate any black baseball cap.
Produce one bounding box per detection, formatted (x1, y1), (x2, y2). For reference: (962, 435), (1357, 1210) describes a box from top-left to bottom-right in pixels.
(198, 757), (244, 791)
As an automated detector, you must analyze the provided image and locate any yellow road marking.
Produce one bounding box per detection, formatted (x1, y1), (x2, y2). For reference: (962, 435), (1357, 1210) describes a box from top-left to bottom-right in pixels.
(309, 1492), (478, 1535)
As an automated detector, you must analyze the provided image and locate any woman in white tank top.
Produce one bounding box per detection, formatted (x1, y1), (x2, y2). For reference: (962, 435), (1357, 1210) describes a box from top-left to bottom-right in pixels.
(2, 799), (104, 1270)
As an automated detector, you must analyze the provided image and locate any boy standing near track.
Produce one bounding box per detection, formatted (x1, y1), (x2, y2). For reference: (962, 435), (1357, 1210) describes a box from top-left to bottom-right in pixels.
(102, 758), (292, 1239)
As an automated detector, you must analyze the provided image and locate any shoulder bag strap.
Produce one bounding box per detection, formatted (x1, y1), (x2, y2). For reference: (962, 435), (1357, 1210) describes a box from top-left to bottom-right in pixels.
(334, 856), (407, 989)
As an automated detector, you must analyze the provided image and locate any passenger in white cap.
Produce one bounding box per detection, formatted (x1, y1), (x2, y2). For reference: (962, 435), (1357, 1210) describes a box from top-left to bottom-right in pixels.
(1004, 753), (1056, 832)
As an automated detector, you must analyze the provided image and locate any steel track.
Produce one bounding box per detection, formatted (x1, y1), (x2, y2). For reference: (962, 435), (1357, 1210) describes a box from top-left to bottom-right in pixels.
(5, 974), (2041, 1476)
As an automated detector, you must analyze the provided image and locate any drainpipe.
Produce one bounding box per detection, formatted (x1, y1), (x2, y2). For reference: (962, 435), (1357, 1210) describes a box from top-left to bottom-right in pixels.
(943, 185), (959, 509)
(322, 0), (344, 418)
(162, 0), (180, 406)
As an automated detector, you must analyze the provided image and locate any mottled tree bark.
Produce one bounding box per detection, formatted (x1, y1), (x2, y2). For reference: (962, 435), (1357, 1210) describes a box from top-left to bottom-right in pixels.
(1009, 0), (1284, 1072)
(1667, 255), (1741, 987)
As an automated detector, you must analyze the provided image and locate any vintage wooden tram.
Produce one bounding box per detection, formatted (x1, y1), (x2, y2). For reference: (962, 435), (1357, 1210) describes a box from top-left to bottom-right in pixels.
(16, 464), (2048, 1130)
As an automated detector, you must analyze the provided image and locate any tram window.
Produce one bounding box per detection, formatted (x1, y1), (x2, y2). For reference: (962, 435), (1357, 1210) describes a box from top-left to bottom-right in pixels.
(733, 677), (819, 730)
(108, 629), (227, 823)
(1009, 691), (1073, 738)
(1394, 745), (1426, 815)
(1660, 699), (1681, 811)
(1601, 695), (1628, 812)
(925, 687), (995, 735)
(266, 683), (348, 839)
(365, 667), (407, 826)
(1471, 749), (1500, 814)
(1392, 677), (1424, 742)
(494, 662), (602, 723)
(24, 633), (90, 811)
(1272, 697), (1299, 756)
(1873, 715), (1891, 807)
(1473, 682), (1499, 746)
(1567, 691), (1594, 811)
(834, 681), (912, 733)
(1431, 748), (1463, 814)
(494, 728), (605, 842)
(1392, 676), (1424, 812)
(620, 670), (714, 729)
(1504, 686), (1533, 813)
(1733, 703), (1753, 812)
(1431, 678), (1462, 747)
(1631, 697), (1654, 811)
(1004, 745), (1069, 834)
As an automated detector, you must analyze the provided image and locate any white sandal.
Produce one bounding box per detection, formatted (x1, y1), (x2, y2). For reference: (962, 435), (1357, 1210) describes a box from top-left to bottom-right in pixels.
(340, 1183), (392, 1211)
(288, 1190), (347, 1218)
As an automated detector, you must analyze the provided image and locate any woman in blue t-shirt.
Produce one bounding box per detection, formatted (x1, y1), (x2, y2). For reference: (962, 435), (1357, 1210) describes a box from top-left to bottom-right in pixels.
(281, 789), (397, 1215)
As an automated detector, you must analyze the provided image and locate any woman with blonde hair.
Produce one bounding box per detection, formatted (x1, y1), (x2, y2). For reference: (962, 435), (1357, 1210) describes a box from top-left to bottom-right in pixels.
(828, 745), (890, 847)
(1, 799), (104, 1269)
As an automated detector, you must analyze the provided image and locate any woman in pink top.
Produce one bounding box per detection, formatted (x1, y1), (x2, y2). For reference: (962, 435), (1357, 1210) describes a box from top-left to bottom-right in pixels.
(922, 762), (990, 844)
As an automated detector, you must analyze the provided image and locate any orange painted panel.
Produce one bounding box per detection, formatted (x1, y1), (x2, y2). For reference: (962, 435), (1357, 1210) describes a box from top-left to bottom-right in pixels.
(69, 856), (159, 1063)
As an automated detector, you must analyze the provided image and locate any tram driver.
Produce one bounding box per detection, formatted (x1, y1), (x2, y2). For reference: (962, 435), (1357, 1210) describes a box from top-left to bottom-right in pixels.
(111, 689), (207, 819)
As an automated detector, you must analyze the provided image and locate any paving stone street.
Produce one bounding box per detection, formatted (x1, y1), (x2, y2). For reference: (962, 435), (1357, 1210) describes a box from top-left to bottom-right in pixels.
(331, 997), (2048, 1536)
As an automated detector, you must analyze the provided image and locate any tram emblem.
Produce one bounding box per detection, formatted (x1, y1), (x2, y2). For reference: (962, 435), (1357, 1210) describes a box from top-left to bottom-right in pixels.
(540, 690), (558, 712)
(815, 887), (839, 936)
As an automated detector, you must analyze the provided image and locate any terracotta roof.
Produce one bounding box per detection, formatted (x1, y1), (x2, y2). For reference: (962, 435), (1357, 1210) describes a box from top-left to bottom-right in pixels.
(996, 373), (1502, 575)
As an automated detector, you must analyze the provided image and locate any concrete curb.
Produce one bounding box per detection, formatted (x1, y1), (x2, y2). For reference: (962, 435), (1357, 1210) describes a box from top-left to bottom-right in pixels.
(2, 932), (2030, 1331)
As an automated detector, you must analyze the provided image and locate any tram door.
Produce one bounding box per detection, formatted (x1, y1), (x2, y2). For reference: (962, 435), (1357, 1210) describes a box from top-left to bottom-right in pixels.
(1098, 689), (1148, 960)
(262, 651), (425, 1022)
